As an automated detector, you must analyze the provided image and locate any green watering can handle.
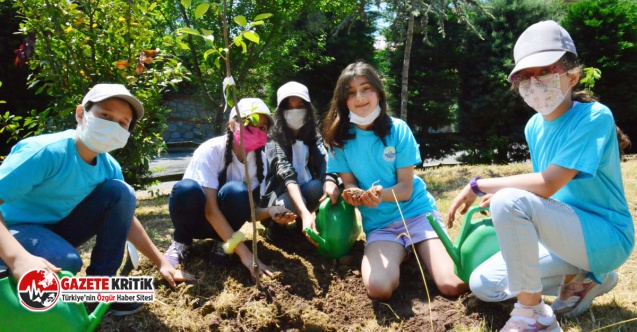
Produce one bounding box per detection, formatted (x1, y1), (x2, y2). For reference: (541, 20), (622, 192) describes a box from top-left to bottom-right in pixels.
(465, 205), (490, 220)
(87, 302), (111, 332)
(426, 213), (461, 266)
(304, 227), (327, 248)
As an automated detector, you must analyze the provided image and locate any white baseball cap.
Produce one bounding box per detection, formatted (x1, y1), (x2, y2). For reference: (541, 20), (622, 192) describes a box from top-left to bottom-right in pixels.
(508, 20), (577, 81)
(229, 98), (274, 126)
(82, 83), (144, 119)
(276, 81), (310, 107)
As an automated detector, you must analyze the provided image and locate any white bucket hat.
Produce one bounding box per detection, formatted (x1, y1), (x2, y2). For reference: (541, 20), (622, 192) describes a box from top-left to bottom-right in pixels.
(229, 98), (274, 126)
(276, 81), (310, 107)
(508, 20), (577, 81)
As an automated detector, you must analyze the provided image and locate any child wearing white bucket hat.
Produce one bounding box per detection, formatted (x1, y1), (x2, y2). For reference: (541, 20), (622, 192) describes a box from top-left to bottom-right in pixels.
(261, 82), (340, 246)
(447, 20), (633, 332)
(164, 98), (297, 279)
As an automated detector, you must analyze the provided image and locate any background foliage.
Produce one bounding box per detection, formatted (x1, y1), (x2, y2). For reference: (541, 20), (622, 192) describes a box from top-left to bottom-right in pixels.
(1, 0), (636, 187)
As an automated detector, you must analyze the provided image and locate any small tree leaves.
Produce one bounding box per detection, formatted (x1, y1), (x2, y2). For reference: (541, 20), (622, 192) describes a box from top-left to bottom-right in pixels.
(242, 31), (259, 43)
(176, 27), (201, 36)
(203, 48), (215, 60)
(234, 15), (247, 27)
(181, 0), (191, 8)
(253, 13), (272, 21)
(195, 3), (210, 19)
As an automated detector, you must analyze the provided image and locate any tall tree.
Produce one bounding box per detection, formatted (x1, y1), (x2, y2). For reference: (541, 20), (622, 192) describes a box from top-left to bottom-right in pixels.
(379, 0), (489, 122)
(565, 0), (637, 153)
(12, 0), (188, 187)
(456, 0), (566, 164)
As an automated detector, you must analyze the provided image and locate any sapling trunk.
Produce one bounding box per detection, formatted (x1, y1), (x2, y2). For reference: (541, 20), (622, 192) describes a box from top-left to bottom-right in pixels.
(221, 0), (260, 288)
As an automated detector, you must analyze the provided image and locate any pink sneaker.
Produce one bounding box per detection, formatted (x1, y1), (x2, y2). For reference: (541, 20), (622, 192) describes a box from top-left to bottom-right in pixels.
(500, 303), (562, 332)
(551, 271), (618, 318)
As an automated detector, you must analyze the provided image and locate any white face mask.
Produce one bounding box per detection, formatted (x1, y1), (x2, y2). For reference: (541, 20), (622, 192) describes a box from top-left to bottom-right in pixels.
(283, 108), (307, 130)
(519, 73), (570, 116)
(349, 105), (381, 126)
(77, 111), (130, 153)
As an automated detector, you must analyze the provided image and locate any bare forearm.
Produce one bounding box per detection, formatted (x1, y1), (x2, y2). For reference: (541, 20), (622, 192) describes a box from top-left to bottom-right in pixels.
(286, 182), (310, 215)
(476, 171), (566, 198)
(380, 181), (412, 202)
(127, 217), (166, 268)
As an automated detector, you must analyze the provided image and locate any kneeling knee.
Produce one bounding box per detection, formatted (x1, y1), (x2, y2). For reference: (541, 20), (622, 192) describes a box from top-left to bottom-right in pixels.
(366, 281), (397, 301)
(436, 279), (469, 297)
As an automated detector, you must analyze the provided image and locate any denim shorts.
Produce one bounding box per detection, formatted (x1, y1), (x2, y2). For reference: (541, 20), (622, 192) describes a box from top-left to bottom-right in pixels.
(365, 211), (446, 249)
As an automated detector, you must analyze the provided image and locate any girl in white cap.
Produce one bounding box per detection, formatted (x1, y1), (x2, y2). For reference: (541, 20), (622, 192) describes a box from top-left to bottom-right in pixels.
(447, 20), (633, 332)
(261, 82), (340, 245)
(164, 98), (297, 279)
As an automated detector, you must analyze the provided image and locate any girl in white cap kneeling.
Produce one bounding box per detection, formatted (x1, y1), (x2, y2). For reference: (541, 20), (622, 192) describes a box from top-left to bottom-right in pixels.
(447, 20), (633, 332)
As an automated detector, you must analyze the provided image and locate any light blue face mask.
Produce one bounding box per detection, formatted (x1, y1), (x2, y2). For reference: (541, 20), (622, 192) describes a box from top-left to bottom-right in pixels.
(349, 105), (381, 126)
(77, 111), (130, 153)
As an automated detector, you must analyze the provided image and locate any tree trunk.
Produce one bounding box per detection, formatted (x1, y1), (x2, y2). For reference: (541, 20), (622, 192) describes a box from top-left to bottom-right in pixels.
(400, 0), (415, 122)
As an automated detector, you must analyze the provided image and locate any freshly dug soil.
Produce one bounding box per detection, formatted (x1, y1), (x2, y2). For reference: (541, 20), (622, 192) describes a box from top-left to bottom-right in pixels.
(97, 227), (511, 331)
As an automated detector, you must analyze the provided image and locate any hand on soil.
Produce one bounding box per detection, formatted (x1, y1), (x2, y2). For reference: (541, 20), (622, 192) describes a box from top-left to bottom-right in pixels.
(268, 206), (297, 224)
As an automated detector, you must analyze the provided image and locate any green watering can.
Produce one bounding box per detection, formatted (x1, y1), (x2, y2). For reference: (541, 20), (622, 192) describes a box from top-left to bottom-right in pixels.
(427, 206), (500, 283)
(305, 196), (361, 259)
(0, 270), (110, 332)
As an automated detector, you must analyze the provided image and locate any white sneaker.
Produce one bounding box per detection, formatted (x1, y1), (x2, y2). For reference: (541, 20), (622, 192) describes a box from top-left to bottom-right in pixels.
(500, 303), (562, 332)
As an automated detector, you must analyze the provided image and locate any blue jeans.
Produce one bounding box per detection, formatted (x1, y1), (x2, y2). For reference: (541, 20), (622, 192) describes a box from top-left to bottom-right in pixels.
(168, 179), (257, 244)
(0, 180), (135, 276)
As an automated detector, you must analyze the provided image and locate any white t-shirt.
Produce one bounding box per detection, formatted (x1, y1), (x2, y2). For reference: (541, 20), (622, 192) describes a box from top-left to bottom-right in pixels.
(184, 135), (267, 195)
(291, 140), (312, 186)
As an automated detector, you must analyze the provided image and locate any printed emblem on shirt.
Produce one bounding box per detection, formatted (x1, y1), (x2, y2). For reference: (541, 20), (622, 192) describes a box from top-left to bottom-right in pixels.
(383, 146), (396, 162)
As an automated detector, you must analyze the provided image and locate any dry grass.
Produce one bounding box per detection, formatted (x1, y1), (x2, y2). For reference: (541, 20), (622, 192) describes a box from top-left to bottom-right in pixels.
(80, 156), (637, 331)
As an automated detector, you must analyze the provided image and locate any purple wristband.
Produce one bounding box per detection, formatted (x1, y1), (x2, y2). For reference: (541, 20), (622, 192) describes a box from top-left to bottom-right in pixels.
(470, 177), (486, 197)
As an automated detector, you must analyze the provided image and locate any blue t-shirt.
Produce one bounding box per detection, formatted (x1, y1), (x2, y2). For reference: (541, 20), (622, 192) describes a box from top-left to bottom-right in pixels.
(0, 129), (124, 225)
(327, 118), (437, 236)
(525, 101), (634, 280)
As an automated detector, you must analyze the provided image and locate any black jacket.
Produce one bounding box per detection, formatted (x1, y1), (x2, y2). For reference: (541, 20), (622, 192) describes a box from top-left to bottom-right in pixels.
(261, 134), (338, 207)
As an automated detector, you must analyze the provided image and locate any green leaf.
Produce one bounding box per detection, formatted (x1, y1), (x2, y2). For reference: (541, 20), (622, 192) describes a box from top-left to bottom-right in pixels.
(242, 31), (259, 43)
(177, 41), (190, 50)
(248, 21), (264, 29)
(234, 15), (247, 27)
(214, 57), (221, 69)
(238, 40), (247, 53)
(203, 48), (216, 60)
(181, 0), (191, 8)
(201, 28), (213, 36)
(253, 13), (273, 21)
(176, 27), (201, 36)
(195, 3), (210, 19)
(0, 101), (5, 104)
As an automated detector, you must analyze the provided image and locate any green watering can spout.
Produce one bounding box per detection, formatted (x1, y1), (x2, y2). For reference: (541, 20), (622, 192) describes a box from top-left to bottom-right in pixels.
(427, 206), (500, 283)
(305, 228), (328, 248)
(86, 302), (111, 332)
(309, 196), (361, 260)
(427, 213), (461, 267)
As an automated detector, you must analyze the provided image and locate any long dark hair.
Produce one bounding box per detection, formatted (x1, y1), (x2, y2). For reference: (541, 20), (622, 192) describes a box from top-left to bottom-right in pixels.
(322, 61), (392, 149)
(218, 116), (265, 187)
(271, 97), (319, 148)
